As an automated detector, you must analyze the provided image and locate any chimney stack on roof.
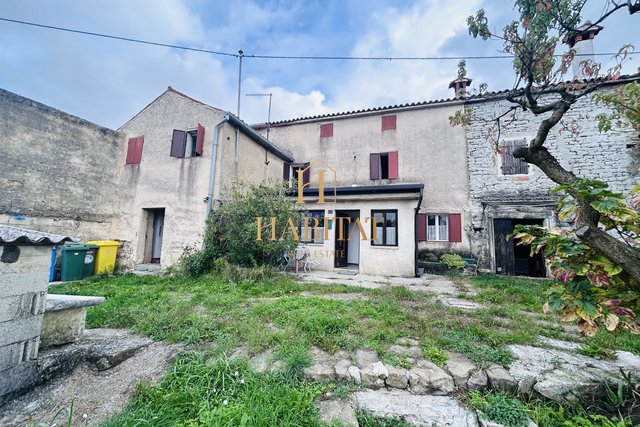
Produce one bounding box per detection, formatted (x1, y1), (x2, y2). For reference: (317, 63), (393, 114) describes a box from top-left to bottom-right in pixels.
(563, 21), (604, 79)
(449, 77), (472, 98)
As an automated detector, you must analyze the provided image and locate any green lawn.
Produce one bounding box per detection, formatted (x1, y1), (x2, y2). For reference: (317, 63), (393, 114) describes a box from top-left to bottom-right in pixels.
(48, 271), (639, 426)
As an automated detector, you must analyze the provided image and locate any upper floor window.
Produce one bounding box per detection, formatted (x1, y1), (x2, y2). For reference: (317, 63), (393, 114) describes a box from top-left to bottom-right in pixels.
(320, 123), (333, 138)
(125, 136), (144, 165)
(501, 138), (529, 175)
(171, 124), (204, 158)
(381, 115), (396, 131)
(370, 151), (399, 180)
(372, 210), (398, 246)
(283, 162), (310, 188)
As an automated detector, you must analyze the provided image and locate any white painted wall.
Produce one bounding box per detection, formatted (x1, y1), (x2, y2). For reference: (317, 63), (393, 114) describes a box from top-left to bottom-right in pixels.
(300, 195), (418, 277)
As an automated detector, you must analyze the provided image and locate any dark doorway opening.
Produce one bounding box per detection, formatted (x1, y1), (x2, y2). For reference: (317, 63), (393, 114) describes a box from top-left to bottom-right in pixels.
(493, 218), (546, 277)
(143, 208), (165, 264)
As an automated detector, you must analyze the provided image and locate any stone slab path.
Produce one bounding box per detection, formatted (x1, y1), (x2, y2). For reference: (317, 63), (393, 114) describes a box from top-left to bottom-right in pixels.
(0, 329), (182, 426)
(297, 271), (482, 310)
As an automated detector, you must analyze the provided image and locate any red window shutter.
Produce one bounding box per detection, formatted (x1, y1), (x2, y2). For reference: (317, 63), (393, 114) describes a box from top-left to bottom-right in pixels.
(448, 213), (462, 242)
(381, 115), (396, 131)
(370, 153), (380, 180)
(195, 124), (205, 156)
(283, 163), (290, 181)
(320, 123), (333, 138)
(126, 138), (137, 164)
(303, 162), (311, 185)
(170, 130), (186, 158)
(134, 136), (144, 164)
(388, 151), (399, 179)
(417, 213), (427, 241)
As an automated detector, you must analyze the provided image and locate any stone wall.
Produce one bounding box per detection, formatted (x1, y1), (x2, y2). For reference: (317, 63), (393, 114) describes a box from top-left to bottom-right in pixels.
(0, 89), (124, 241)
(465, 84), (640, 270)
(0, 244), (50, 405)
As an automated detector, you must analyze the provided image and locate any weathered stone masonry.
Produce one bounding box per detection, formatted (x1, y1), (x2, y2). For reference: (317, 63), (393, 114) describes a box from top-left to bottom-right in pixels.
(0, 89), (125, 241)
(465, 86), (640, 271)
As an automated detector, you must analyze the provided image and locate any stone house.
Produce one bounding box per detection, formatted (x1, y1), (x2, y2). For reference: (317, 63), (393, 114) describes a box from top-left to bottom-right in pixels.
(464, 77), (640, 275)
(256, 101), (470, 277)
(114, 88), (293, 267)
(1, 74), (637, 277)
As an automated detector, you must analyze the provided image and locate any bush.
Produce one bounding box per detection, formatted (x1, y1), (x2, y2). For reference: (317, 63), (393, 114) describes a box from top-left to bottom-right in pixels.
(440, 253), (468, 270)
(470, 391), (530, 427)
(178, 180), (302, 276)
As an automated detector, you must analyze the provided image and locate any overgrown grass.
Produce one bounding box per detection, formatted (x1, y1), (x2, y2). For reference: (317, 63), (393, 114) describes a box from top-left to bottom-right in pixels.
(106, 353), (325, 426)
(468, 274), (552, 313)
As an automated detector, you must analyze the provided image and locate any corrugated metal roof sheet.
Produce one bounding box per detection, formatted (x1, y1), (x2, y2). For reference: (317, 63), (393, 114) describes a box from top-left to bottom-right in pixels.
(0, 224), (76, 245)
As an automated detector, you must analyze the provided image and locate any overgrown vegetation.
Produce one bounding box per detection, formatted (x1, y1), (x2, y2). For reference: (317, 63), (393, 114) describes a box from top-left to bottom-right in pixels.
(48, 271), (640, 425)
(178, 179), (302, 276)
(440, 253), (468, 270)
(469, 391), (530, 427)
(456, 0), (640, 336)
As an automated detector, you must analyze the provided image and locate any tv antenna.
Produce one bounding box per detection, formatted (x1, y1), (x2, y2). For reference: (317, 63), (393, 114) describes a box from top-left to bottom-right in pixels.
(246, 92), (273, 164)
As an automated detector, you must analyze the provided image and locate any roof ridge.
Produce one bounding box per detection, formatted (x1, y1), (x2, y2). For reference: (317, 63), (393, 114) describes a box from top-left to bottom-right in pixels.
(253, 73), (640, 127)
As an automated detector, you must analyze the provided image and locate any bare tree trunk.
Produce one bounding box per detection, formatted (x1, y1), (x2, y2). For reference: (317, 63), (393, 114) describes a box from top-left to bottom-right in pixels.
(514, 116), (640, 283)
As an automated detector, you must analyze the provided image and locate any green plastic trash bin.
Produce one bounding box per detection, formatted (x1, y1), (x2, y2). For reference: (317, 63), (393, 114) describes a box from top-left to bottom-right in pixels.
(61, 244), (98, 281)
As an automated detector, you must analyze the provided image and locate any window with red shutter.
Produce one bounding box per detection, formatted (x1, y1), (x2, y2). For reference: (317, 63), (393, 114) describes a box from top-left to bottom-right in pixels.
(448, 213), (462, 242)
(171, 130), (186, 157)
(370, 151), (399, 180)
(417, 213), (427, 241)
(370, 153), (380, 180)
(388, 151), (399, 179)
(381, 115), (396, 131)
(126, 136), (144, 165)
(195, 124), (204, 156)
(320, 123), (333, 138)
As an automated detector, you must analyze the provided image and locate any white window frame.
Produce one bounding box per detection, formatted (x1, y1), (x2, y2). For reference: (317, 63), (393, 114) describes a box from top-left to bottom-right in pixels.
(427, 214), (449, 242)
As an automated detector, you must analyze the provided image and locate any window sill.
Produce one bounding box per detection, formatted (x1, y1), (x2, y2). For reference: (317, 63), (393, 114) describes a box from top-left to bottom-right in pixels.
(370, 245), (399, 250)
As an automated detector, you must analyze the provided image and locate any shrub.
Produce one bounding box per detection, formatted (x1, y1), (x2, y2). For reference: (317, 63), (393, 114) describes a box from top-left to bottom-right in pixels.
(471, 392), (530, 427)
(440, 253), (468, 270)
(178, 180), (302, 276)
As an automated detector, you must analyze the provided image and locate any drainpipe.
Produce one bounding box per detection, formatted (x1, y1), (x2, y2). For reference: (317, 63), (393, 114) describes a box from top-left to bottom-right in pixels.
(206, 116), (229, 218)
(414, 187), (424, 277)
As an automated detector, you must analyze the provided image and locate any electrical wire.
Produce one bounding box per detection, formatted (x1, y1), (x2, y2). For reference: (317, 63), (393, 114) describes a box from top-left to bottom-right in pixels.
(0, 16), (636, 61)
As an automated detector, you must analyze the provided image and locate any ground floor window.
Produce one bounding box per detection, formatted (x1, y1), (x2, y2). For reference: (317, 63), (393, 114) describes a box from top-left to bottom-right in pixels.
(299, 210), (325, 243)
(371, 210), (398, 246)
(427, 214), (448, 241)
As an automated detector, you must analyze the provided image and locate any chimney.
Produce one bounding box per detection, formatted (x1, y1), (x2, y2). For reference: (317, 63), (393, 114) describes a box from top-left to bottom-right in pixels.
(563, 21), (604, 79)
(449, 77), (472, 98)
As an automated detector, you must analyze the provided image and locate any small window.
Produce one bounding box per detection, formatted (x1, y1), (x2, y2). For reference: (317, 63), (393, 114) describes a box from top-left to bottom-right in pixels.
(371, 210), (398, 246)
(427, 215), (449, 241)
(320, 123), (333, 138)
(171, 124), (204, 158)
(299, 210), (325, 243)
(381, 115), (396, 131)
(186, 130), (200, 157)
(284, 163), (311, 188)
(370, 151), (399, 180)
(501, 139), (529, 175)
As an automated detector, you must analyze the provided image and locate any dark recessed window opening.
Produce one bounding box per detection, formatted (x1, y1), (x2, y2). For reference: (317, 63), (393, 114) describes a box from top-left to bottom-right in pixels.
(380, 153), (389, 179)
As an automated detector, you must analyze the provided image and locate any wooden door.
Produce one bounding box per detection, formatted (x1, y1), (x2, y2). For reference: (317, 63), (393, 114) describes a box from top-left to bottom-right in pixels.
(493, 219), (515, 275)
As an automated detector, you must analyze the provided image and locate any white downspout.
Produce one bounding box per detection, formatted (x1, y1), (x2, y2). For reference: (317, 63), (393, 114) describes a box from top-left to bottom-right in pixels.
(206, 116), (229, 218)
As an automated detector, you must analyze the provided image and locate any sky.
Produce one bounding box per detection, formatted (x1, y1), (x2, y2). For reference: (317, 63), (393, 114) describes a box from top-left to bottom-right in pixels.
(1, 0), (638, 130)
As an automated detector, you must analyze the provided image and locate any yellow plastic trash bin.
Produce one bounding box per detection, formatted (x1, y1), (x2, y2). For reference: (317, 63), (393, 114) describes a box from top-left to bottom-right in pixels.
(86, 240), (120, 275)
